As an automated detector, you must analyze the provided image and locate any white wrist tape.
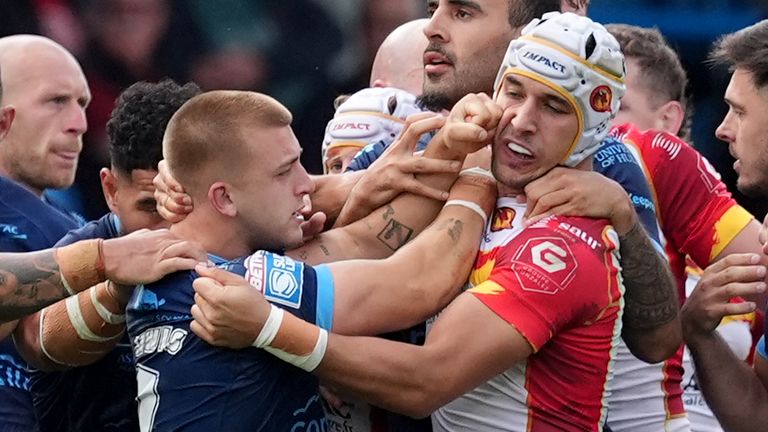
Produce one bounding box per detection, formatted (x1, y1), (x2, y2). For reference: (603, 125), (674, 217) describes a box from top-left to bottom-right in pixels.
(60, 275), (77, 296)
(252, 304), (328, 372)
(459, 167), (496, 181)
(38, 309), (67, 366)
(252, 304), (284, 348)
(90, 286), (126, 325)
(265, 329), (328, 372)
(65, 296), (121, 343)
(445, 199), (488, 225)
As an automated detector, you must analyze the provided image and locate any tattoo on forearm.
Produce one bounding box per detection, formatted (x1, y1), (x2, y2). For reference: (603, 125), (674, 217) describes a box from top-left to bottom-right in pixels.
(619, 222), (679, 330)
(377, 219), (415, 251)
(319, 244), (331, 257)
(0, 250), (68, 320)
(447, 219), (463, 242)
(382, 205), (394, 221)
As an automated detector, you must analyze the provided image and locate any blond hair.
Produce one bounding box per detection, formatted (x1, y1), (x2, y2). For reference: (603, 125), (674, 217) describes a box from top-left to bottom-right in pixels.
(163, 91), (292, 195)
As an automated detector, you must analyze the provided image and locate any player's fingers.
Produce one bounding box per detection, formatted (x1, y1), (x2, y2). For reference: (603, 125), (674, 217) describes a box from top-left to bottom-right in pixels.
(526, 189), (572, 220)
(194, 264), (250, 287)
(394, 114), (445, 153)
(707, 253), (764, 275)
(189, 319), (216, 344)
(399, 177), (451, 201)
(708, 264), (768, 288)
(445, 123), (488, 144)
(713, 301), (758, 317)
(192, 274), (225, 301)
(301, 212), (327, 241)
(161, 240), (207, 262)
(401, 157), (461, 175)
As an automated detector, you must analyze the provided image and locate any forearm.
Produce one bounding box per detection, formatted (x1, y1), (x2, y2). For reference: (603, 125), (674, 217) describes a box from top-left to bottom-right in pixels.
(619, 221), (681, 363)
(0, 240), (107, 321)
(16, 281), (128, 370)
(687, 333), (768, 431)
(291, 139), (470, 265)
(318, 334), (439, 418)
(341, 136), (473, 256)
(331, 174), (496, 335)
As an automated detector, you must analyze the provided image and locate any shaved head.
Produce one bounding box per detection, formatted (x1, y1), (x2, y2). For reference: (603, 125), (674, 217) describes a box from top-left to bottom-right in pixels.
(0, 34), (90, 193)
(370, 19), (429, 95)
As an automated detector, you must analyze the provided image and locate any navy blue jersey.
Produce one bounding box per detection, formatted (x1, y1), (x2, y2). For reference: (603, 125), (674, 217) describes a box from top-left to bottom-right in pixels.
(127, 251), (335, 432)
(593, 137), (663, 249)
(29, 213), (139, 432)
(0, 176), (80, 432)
(345, 131), (433, 173)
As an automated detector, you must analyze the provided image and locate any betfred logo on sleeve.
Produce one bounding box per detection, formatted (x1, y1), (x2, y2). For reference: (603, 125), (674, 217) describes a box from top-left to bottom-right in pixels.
(510, 237), (577, 294)
(246, 251), (305, 309)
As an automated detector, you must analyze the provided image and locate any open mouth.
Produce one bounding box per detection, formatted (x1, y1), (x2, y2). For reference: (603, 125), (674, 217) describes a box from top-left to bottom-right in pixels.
(507, 142), (534, 160)
(292, 210), (305, 222)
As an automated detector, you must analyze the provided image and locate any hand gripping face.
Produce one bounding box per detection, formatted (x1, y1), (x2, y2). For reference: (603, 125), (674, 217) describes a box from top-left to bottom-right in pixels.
(493, 11), (626, 167)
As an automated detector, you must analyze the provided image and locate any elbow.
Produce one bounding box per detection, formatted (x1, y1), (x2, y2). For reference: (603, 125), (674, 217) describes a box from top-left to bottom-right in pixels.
(400, 379), (444, 419)
(398, 361), (457, 418)
(623, 319), (683, 364)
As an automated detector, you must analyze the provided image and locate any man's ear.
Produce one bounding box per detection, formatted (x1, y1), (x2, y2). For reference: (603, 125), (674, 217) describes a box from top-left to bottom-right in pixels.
(100, 168), (120, 214)
(208, 182), (237, 217)
(0, 106), (15, 141)
(655, 100), (685, 137)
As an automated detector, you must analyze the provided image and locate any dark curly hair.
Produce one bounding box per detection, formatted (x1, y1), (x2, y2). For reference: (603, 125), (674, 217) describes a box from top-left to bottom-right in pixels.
(107, 79), (201, 174)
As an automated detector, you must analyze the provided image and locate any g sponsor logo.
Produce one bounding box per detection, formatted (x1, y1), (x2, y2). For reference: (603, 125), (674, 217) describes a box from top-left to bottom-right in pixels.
(531, 241), (567, 272)
(511, 237), (577, 294)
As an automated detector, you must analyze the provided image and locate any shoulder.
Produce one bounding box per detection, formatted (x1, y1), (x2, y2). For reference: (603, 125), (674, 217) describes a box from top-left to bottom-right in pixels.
(0, 178), (79, 249)
(55, 213), (121, 247)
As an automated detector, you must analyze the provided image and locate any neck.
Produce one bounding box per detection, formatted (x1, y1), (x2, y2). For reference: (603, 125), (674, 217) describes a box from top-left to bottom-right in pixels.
(0, 160), (43, 197)
(170, 208), (252, 261)
(499, 156), (594, 198)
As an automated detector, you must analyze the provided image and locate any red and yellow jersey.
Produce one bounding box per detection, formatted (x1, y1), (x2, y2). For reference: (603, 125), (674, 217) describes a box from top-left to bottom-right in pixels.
(433, 199), (623, 432)
(610, 123), (753, 292)
(603, 124), (754, 431)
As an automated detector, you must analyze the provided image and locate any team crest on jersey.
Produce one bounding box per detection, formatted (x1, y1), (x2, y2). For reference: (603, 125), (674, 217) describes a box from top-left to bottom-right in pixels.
(491, 207), (517, 232)
(590, 85), (612, 113)
(245, 251), (304, 309)
(511, 237), (577, 294)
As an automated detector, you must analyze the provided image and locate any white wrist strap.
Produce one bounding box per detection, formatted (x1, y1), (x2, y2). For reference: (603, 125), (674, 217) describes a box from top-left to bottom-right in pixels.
(252, 304), (284, 348)
(252, 304), (328, 372)
(459, 167), (495, 181)
(265, 329), (328, 372)
(60, 274), (77, 296)
(90, 286), (126, 324)
(445, 200), (488, 225)
(65, 296), (121, 343)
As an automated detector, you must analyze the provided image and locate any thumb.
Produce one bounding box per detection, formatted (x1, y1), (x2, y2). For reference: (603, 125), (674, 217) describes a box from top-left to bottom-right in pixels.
(194, 264), (248, 286)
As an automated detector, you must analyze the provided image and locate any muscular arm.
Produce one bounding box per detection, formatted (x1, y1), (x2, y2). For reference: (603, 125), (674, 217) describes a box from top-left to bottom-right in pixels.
(687, 334), (768, 431)
(328, 173), (496, 335)
(618, 221), (681, 363)
(0, 229), (205, 322)
(289, 97), (500, 266)
(316, 293), (531, 418)
(0, 249), (71, 321)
